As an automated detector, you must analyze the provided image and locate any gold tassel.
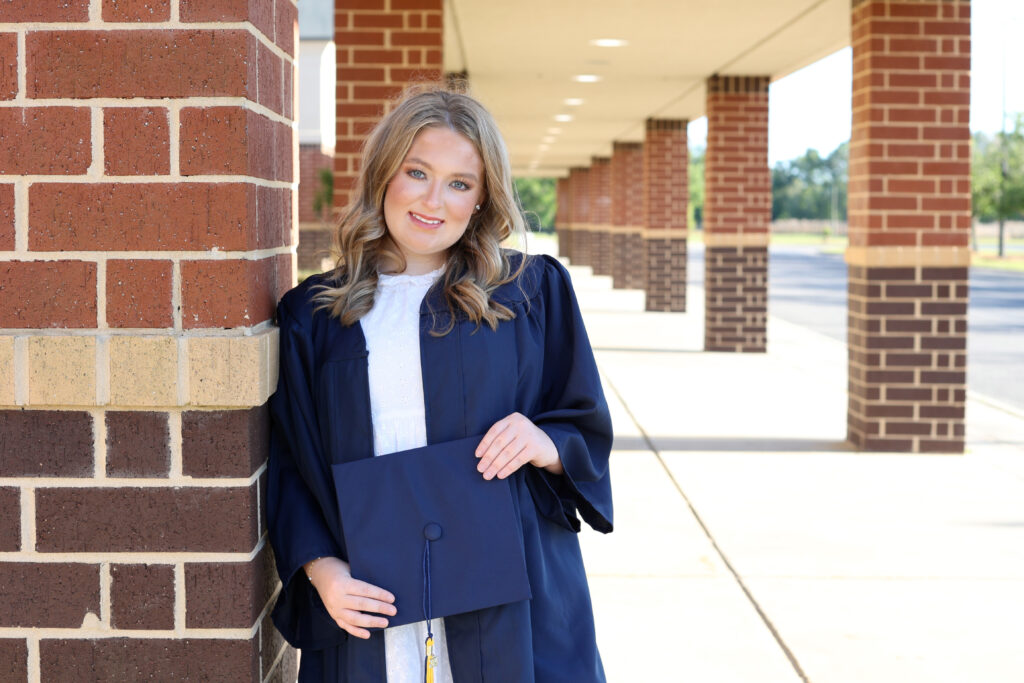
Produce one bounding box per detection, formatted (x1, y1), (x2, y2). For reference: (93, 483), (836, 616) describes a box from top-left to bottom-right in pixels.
(424, 635), (437, 683)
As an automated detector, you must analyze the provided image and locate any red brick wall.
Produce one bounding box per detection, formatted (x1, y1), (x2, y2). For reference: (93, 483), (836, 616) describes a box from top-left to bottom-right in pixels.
(642, 119), (688, 311)
(610, 141), (644, 289)
(0, 1), (297, 679)
(570, 166), (592, 266)
(299, 144), (335, 224)
(589, 156), (612, 276)
(334, 0), (443, 211)
(847, 0), (971, 452)
(556, 176), (571, 259)
(704, 76), (770, 351)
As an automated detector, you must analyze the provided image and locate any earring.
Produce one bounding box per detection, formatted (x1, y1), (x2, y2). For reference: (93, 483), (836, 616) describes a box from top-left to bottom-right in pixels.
(475, 204), (481, 211)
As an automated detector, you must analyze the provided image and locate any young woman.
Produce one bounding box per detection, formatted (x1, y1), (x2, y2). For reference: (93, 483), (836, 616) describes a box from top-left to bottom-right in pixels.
(267, 87), (613, 682)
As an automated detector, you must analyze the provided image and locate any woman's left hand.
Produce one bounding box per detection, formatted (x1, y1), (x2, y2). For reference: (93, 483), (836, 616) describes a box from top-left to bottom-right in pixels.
(476, 412), (563, 480)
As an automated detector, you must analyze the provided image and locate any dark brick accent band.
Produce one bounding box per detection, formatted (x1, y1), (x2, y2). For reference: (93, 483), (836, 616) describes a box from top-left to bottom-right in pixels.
(706, 74), (770, 94)
(0, 410), (93, 477)
(39, 638), (259, 681)
(592, 229), (612, 277)
(705, 246), (767, 352)
(106, 411), (171, 478)
(0, 640), (27, 683)
(0, 563), (99, 628)
(35, 485), (259, 552)
(645, 236), (687, 312)
(110, 564), (176, 630)
(0, 488), (19, 551)
(297, 227), (333, 272)
(624, 233), (646, 291)
(264, 644), (298, 683)
(182, 404), (269, 478)
(611, 232), (627, 288)
(185, 543), (277, 628)
(556, 227), (571, 261)
(573, 229), (593, 268)
(847, 265), (968, 452)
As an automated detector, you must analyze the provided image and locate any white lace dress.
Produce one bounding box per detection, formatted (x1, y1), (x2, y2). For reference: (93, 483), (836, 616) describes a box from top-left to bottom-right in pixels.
(360, 266), (454, 683)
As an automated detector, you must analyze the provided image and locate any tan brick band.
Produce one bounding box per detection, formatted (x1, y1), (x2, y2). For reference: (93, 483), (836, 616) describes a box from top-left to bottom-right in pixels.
(845, 246), (971, 268)
(0, 329), (279, 409)
(702, 231), (770, 248)
(641, 229), (688, 239)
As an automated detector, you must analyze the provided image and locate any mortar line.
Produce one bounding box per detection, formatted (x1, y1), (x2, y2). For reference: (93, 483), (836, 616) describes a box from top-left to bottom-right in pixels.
(26, 635), (39, 683)
(16, 31), (25, 102)
(600, 372), (811, 683)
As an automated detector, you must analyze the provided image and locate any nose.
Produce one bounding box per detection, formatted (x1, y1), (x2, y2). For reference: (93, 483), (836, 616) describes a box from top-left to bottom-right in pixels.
(423, 180), (443, 209)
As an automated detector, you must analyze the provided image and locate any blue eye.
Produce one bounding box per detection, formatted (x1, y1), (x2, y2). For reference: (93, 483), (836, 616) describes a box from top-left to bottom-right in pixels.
(451, 180), (470, 191)
(407, 169), (426, 179)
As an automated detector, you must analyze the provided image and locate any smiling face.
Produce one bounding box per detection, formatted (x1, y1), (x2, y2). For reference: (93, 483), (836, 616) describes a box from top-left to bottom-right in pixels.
(382, 126), (485, 275)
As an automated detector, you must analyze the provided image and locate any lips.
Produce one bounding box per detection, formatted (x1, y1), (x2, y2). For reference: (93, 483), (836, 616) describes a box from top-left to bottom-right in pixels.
(409, 211), (444, 227)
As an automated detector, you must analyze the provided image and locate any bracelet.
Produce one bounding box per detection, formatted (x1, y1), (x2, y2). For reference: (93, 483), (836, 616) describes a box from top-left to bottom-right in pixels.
(305, 557), (325, 582)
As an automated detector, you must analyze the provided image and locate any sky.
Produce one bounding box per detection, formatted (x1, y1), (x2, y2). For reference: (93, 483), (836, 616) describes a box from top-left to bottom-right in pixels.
(688, 0), (1024, 166)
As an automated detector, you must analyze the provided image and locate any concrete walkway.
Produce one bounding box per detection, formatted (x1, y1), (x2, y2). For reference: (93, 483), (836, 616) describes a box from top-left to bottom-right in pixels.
(568, 265), (1024, 683)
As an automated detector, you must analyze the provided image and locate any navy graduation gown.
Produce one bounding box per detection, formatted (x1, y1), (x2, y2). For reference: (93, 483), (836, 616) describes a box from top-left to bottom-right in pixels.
(267, 252), (613, 682)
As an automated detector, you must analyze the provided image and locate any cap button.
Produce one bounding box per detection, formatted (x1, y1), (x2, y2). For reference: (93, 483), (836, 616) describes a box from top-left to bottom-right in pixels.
(423, 522), (443, 541)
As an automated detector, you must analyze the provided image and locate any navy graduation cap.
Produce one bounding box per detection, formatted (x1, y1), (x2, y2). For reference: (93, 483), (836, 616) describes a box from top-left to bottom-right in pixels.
(332, 435), (533, 632)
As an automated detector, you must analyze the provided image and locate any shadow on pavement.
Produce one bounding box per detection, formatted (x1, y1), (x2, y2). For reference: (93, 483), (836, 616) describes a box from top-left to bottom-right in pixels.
(612, 435), (854, 453)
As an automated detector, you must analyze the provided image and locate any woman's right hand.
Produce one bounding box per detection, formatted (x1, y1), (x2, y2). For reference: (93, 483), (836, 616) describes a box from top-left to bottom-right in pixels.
(305, 556), (397, 639)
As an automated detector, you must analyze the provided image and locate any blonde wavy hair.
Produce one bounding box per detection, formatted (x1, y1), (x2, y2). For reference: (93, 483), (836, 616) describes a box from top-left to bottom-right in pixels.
(313, 85), (529, 334)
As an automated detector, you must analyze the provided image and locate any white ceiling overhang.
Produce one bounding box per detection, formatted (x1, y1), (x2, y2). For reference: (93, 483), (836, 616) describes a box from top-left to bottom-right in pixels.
(443, 0), (850, 177)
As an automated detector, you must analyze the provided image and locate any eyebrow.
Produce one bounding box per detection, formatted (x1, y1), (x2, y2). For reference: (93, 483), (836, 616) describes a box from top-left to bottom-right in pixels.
(405, 156), (480, 183)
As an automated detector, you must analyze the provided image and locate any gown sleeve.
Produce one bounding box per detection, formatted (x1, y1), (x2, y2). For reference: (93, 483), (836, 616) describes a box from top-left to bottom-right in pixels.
(525, 254), (614, 534)
(267, 293), (347, 648)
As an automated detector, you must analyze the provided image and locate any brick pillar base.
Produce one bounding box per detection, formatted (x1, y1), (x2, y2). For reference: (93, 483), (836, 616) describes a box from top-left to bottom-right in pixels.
(704, 75), (770, 351)
(610, 142), (644, 289)
(847, 264), (968, 451)
(593, 229), (612, 276)
(556, 227), (570, 259)
(642, 119), (688, 309)
(611, 230), (627, 287)
(1, 0), (298, 679)
(297, 224), (334, 271)
(645, 233), (687, 311)
(624, 231), (646, 290)
(704, 244), (767, 351)
(846, 0), (971, 452)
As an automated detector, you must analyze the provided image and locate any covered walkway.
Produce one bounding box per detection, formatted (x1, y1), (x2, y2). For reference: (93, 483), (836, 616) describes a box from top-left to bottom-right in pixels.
(558, 250), (1024, 681)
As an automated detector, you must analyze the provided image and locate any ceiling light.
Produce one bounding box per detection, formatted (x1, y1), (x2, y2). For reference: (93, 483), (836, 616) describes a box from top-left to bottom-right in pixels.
(563, 98), (584, 106)
(589, 38), (628, 48)
(572, 74), (601, 83)
(542, 136), (556, 144)
(554, 114), (573, 122)
(547, 127), (562, 134)
(539, 144), (550, 151)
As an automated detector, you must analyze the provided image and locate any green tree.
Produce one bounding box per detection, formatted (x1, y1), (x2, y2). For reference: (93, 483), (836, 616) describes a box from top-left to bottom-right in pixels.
(312, 168), (334, 226)
(972, 115), (1024, 256)
(514, 177), (555, 232)
(689, 145), (705, 231)
(772, 143), (848, 223)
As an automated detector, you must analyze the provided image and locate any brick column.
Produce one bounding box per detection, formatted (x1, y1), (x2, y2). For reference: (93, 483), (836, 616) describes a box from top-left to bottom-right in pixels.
(298, 145), (335, 271)
(570, 166), (592, 267)
(704, 75), (770, 352)
(334, 0), (443, 211)
(589, 156), (613, 276)
(610, 141), (644, 290)
(642, 119), (688, 311)
(0, 2), (297, 680)
(555, 176), (571, 258)
(847, 0), (971, 453)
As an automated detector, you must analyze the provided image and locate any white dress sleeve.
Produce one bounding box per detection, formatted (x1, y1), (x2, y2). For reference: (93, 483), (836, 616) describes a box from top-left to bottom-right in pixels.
(359, 266), (454, 683)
